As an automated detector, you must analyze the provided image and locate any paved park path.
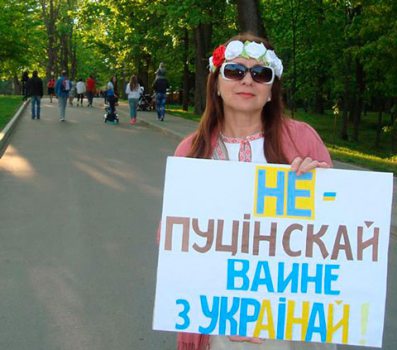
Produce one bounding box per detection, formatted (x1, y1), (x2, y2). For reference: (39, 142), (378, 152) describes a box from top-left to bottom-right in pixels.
(0, 98), (178, 349)
(0, 97), (396, 350)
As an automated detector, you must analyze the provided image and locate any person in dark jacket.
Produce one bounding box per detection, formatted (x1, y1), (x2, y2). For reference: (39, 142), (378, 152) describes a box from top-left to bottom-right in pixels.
(152, 76), (169, 121)
(26, 70), (44, 120)
(21, 70), (29, 101)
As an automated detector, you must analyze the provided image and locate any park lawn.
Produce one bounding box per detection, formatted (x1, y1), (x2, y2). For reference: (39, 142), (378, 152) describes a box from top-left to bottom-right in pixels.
(165, 105), (201, 122)
(166, 104), (397, 175)
(0, 95), (23, 130)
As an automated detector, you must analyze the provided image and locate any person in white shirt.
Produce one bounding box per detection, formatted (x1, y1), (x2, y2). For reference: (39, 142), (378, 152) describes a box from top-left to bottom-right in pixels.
(125, 74), (141, 125)
(76, 78), (86, 106)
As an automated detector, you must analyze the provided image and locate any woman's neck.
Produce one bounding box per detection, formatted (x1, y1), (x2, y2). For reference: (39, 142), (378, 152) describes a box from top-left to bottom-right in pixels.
(222, 110), (263, 138)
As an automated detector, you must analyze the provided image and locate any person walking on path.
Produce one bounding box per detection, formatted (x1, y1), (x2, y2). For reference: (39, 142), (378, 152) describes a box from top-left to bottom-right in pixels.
(86, 74), (96, 107)
(47, 75), (56, 103)
(26, 70), (43, 120)
(155, 62), (166, 79)
(152, 74), (169, 121)
(76, 78), (86, 106)
(21, 70), (29, 101)
(68, 80), (76, 106)
(125, 74), (141, 125)
(55, 71), (71, 121)
(112, 75), (119, 103)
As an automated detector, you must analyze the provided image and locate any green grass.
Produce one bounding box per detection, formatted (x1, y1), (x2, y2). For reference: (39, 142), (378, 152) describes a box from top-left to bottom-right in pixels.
(165, 105), (201, 122)
(0, 95), (23, 129)
(166, 104), (397, 175)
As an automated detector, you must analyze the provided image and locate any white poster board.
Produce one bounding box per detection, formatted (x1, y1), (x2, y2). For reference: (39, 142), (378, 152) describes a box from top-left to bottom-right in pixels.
(153, 157), (393, 347)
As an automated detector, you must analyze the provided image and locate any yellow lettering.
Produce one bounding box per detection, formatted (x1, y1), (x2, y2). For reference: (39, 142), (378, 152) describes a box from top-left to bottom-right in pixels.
(253, 299), (275, 339)
(285, 300), (310, 340)
(326, 303), (350, 343)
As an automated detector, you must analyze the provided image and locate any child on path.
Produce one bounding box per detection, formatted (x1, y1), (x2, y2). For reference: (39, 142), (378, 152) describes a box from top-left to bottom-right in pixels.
(76, 78), (86, 106)
(125, 75), (141, 125)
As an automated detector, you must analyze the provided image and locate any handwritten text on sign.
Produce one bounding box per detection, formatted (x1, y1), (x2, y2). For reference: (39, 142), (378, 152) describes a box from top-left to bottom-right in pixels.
(153, 158), (393, 347)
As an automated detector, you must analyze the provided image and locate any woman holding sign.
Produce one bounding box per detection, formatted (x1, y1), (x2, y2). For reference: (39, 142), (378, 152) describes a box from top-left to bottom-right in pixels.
(174, 33), (334, 350)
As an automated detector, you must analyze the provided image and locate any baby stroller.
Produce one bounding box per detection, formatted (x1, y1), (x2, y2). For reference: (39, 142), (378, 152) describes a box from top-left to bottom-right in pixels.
(104, 105), (119, 124)
(137, 94), (153, 111)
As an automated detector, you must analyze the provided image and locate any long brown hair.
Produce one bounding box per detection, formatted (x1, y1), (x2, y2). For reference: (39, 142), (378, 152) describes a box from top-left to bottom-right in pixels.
(129, 75), (138, 91)
(188, 33), (288, 164)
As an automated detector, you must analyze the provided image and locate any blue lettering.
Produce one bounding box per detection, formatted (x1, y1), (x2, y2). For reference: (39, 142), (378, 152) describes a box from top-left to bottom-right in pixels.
(305, 302), (326, 342)
(324, 265), (341, 295)
(239, 298), (260, 336)
(199, 295), (219, 334)
(251, 261), (274, 292)
(256, 169), (285, 215)
(219, 297), (239, 335)
(301, 264), (323, 294)
(287, 172), (312, 217)
(227, 259), (249, 290)
(277, 263), (299, 293)
(175, 299), (190, 330)
(276, 297), (287, 340)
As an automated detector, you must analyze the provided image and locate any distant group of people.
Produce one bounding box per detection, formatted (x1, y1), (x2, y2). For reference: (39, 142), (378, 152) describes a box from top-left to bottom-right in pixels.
(21, 63), (170, 124)
(53, 72), (98, 121)
(21, 70), (90, 121)
(51, 74), (96, 108)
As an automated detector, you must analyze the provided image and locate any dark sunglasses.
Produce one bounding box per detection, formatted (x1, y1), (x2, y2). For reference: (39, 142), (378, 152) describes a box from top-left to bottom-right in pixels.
(220, 63), (275, 84)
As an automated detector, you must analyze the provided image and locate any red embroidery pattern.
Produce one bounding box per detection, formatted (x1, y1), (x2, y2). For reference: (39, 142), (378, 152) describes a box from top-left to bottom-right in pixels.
(221, 132), (263, 162)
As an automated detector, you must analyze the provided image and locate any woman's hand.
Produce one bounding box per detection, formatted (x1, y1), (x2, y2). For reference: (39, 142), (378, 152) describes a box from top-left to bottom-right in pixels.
(228, 336), (264, 344)
(291, 156), (330, 176)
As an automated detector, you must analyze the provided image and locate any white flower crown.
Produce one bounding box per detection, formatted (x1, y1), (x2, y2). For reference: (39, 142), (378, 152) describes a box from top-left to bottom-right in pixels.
(209, 40), (283, 79)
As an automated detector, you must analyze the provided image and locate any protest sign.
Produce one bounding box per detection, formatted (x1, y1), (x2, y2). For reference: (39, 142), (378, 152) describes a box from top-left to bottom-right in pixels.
(153, 157), (393, 347)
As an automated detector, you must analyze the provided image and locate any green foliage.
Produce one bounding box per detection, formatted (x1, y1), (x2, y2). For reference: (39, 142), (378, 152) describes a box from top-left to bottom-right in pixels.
(1, 0), (396, 158)
(0, 95), (22, 129)
(0, 0), (45, 78)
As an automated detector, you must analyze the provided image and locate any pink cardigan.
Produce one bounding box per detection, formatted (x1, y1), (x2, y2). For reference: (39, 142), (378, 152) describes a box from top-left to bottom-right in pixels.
(174, 118), (332, 350)
(175, 118), (332, 165)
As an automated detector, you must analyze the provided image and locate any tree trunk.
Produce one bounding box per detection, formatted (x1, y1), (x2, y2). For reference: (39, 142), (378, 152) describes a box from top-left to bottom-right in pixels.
(40, 0), (59, 79)
(352, 59), (365, 141)
(314, 75), (325, 114)
(137, 55), (149, 94)
(390, 98), (396, 125)
(289, 0), (298, 117)
(182, 28), (190, 111)
(70, 37), (77, 80)
(60, 33), (69, 74)
(340, 78), (349, 141)
(313, 0), (326, 114)
(236, 0), (266, 38)
(375, 103), (383, 149)
(47, 24), (57, 78)
(67, 0), (77, 80)
(194, 24), (211, 115)
(13, 74), (20, 95)
(392, 119), (397, 154)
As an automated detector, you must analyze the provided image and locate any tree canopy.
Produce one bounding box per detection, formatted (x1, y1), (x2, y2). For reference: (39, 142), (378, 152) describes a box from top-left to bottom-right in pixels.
(0, 0), (396, 153)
